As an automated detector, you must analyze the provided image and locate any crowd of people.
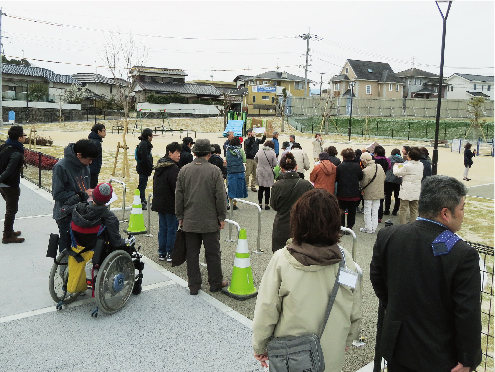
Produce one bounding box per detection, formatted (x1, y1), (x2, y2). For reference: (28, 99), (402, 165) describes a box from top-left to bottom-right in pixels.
(0, 122), (478, 371)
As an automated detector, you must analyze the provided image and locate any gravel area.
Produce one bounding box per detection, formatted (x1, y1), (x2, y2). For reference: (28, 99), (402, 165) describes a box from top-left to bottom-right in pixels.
(121, 189), (391, 372)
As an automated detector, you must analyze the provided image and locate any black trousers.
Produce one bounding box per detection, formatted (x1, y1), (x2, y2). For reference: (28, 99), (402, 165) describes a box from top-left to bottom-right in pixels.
(258, 186), (271, 205)
(0, 186), (20, 236)
(387, 360), (418, 372)
(384, 182), (401, 213)
(338, 199), (359, 229)
(185, 231), (223, 291)
(56, 216), (71, 253)
(90, 173), (99, 189)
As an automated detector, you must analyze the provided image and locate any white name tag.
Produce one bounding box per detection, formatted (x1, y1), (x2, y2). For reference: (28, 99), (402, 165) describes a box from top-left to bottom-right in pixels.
(338, 268), (358, 289)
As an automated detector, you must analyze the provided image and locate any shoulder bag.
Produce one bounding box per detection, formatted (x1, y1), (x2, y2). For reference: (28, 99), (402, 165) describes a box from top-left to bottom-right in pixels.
(263, 150), (276, 178)
(171, 226), (186, 267)
(266, 258), (344, 372)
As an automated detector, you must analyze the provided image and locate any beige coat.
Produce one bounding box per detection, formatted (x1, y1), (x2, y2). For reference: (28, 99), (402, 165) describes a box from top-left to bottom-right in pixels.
(312, 138), (324, 159)
(360, 161), (386, 200)
(254, 146), (277, 188)
(175, 157), (227, 233)
(252, 247), (362, 372)
(393, 160), (423, 201)
(290, 148), (310, 174)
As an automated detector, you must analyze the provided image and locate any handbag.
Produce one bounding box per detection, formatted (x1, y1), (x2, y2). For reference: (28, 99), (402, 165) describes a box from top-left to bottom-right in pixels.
(171, 226), (186, 267)
(266, 258), (344, 372)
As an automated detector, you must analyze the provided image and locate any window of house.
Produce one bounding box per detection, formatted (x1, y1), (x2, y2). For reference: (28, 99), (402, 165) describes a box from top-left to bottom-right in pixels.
(263, 81), (269, 85)
(272, 96), (275, 103)
(389, 84), (393, 91)
(345, 67), (349, 74)
(482, 85), (484, 91)
(488, 85), (491, 91)
(366, 85), (371, 94)
(295, 82), (303, 90)
(334, 83), (340, 91)
(396, 84), (400, 92)
(451, 86), (454, 91)
(110, 86), (113, 94)
(418, 79), (422, 85)
(9, 86), (15, 91)
(145, 76), (151, 82)
(474, 84), (477, 90)
(262, 95), (269, 100)
(253, 96), (256, 103)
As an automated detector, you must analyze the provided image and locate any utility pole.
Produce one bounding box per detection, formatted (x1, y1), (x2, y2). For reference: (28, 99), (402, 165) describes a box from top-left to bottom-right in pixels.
(319, 73), (325, 97)
(348, 81), (355, 141)
(299, 31), (316, 98)
(432, 1), (452, 175)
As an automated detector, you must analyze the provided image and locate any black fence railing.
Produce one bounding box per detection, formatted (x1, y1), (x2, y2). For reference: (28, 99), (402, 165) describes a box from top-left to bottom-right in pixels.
(22, 149), (59, 192)
(376, 242), (494, 372)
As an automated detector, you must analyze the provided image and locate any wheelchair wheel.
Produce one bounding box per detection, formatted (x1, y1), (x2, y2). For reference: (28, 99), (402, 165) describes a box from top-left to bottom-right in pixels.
(95, 250), (135, 315)
(48, 250), (81, 304)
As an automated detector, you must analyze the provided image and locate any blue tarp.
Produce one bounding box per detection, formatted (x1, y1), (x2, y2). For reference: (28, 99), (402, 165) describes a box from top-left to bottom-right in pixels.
(223, 120), (243, 137)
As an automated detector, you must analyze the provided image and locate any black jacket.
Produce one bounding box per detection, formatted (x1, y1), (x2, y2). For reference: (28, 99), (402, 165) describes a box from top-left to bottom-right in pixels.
(178, 144), (193, 169)
(135, 139), (153, 176)
(329, 155), (341, 167)
(244, 134), (266, 159)
(87, 131), (103, 174)
(0, 140), (24, 187)
(151, 157), (179, 215)
(209, 154), (227, 179)
(335, 160), (363, 198)
(420, 156), (432, 180)
(71, 202), (125, 249)
(370, 220), (481, 371)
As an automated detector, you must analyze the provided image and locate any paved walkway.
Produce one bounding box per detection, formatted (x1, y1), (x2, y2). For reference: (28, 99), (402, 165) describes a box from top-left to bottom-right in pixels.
(0, 180), (261, 372)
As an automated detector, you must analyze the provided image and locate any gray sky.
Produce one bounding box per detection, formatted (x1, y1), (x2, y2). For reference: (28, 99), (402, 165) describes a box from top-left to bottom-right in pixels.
(2, 0), (494, 88)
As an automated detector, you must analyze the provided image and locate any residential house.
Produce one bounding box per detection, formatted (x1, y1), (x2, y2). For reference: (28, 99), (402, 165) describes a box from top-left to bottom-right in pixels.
(189, 80), (237, 95)
(2, 64), (78, 103)
(397, 68), (447, 99)
(242, 71), (308, 114)
(445, 73), (494, 101)
(233, 75), (254, 89)
(72, 73), (125, 99)
(131, 66), (222, 104)
(330, 59), (403, 99)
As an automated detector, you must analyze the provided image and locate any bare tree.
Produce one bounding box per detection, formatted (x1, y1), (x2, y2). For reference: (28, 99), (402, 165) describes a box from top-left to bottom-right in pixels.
(103, 34), (148, 179)
(216, 92), (236, 130)
(275, 88), (288, 132)
(58, 84), (90, 126)
(466, 97), (487, 142)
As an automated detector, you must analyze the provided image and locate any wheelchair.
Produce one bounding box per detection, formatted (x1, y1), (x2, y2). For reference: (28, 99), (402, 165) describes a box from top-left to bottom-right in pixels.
(47, 234), (144, 317)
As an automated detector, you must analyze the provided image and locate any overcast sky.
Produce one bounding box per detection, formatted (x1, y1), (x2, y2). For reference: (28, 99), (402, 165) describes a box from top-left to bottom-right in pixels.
(2, 0), (494, 88)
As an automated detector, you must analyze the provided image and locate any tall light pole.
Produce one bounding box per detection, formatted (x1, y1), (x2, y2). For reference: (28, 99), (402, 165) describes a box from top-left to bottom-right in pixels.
(432, 1), (452, 175)
(298, 31), (316, 97)
(348, 81), (355, 141)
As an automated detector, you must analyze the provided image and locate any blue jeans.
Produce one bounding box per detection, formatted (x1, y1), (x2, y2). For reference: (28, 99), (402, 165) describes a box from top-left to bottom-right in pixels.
(138, 174), (149, 204)
(158, 213), (179, 255)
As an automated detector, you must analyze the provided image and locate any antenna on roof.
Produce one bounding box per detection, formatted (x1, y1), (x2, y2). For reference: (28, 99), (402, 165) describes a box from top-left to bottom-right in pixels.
(412, 56), (415, 68)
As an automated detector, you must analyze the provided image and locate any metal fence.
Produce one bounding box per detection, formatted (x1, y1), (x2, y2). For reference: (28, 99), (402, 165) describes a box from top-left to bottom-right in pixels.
(21, 148), (58, 192)
(376, 242), (494, 372)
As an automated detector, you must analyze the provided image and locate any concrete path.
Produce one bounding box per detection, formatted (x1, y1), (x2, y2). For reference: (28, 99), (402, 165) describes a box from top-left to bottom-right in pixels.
(0, 180), (261, 372)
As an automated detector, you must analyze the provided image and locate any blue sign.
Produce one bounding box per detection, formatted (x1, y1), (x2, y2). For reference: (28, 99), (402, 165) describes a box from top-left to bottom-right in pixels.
(8, 111), (15, 122)
(223, 120), (244, 137)
(253, 86), (276, 93)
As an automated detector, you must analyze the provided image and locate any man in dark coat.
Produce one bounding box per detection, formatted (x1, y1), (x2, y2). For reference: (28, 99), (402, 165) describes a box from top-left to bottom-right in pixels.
(152, 142), (182, 262)
(87, 123), (106, 188)
(177, 137), (194, 169)
(0, 125), (26, 243)
(419, 147), (432, 181)
(135, 128), (154, 209)
(244, 128), (266, 192)
(370, 175), (481, 372)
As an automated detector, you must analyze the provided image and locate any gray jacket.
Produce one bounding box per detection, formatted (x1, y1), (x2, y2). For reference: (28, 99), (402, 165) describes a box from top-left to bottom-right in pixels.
(175, 157), (227, 233)
(52, 144), (90, 221)
(385, 155), (404, 184)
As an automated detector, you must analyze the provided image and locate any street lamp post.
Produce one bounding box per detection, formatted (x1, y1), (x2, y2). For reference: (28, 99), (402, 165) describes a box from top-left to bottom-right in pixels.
(432, 1), (452, 175)
(348, 81), (355, 141)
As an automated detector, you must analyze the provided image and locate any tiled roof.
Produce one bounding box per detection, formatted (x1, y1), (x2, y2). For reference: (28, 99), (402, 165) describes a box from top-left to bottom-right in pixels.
(2, 64), (78, 84)
(453, 74), (494, 83)
(229, 87), (248, 96)
(347, 59), (402, 83)
(467, 91), (490, 98)
(137, 81), (222, 96)
(72, 73), (113, 84)
(131, 66), (187, 76)
(234, 75), (254, 82)
(397, 68), (439, 78)
(330, 74), (350, 82)
(253, 71), (306, 82)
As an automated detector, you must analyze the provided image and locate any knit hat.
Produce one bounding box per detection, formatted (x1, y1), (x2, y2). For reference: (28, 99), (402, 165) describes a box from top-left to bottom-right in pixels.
(319, 152), (331, 161)
(93, 182), (113, 205)
(361, 152), (373, 166)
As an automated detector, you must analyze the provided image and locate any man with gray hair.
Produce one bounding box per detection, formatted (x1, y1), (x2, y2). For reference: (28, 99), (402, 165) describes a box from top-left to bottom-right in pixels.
(176, 139), (228, 295)
(370, 175), (481, 372)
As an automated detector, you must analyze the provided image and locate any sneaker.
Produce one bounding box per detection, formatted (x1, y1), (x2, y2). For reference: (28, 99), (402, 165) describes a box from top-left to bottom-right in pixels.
(383, 211), (390, 216)
(142, 202), (147, 210)
(158, 254), (165, 261)
(378, 219), (382, 223)
(251, 187), (257, 192)
(360, 227), (375, 234)
(392, 211), (398, 216)
(233, 205), (238, 210)
(166, 253), (172, 262)
(265, 205), (271, 210)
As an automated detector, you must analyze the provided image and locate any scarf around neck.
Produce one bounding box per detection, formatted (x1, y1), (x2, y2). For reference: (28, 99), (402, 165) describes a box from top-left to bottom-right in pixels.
(6, 138), (24, 152)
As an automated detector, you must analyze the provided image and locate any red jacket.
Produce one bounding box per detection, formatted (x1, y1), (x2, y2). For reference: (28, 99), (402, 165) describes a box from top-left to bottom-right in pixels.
(310, 160), (337, 194)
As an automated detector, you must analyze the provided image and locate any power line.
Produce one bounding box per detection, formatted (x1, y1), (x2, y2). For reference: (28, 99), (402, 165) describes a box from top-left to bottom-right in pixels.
(5, 13), (296, 42)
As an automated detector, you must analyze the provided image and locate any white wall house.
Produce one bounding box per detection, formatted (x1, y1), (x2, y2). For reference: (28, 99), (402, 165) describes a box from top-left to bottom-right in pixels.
(445, 73), (494, 101)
